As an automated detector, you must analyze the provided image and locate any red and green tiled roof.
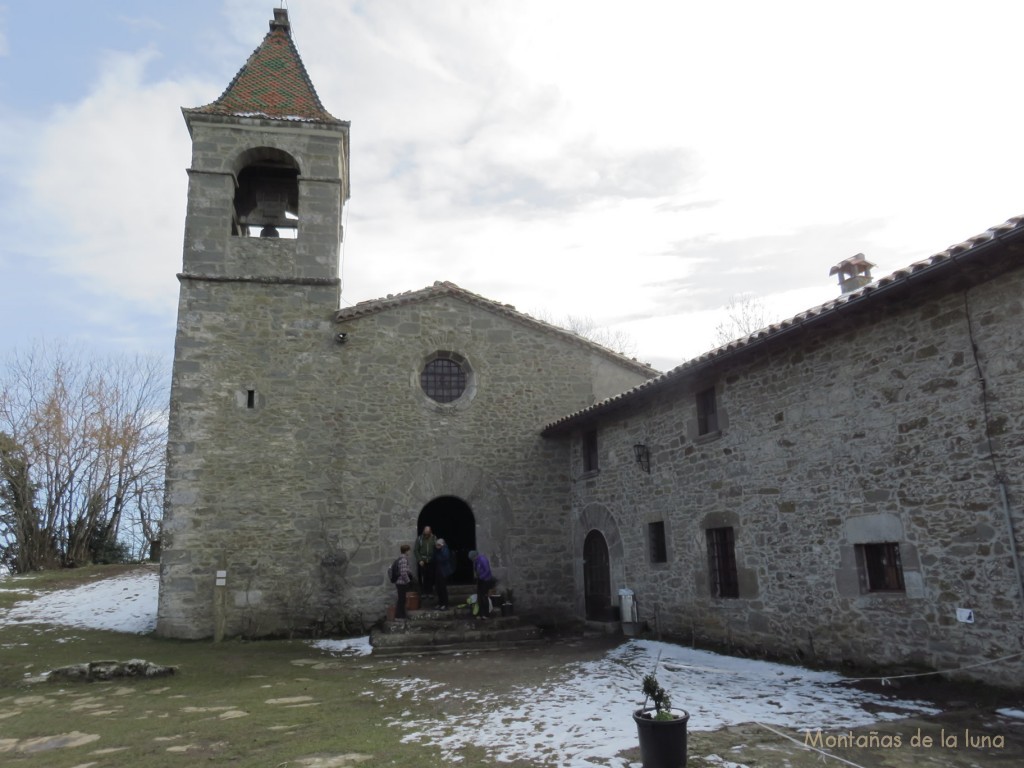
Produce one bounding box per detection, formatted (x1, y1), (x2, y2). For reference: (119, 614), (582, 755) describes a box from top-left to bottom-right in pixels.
(185, 9), (343, 125)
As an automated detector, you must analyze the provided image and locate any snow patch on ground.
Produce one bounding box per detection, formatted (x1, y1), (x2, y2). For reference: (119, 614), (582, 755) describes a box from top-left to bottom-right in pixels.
(310, 637), (373, 657)
(375, 639), (940, 767)
(0, 571), (159, 634)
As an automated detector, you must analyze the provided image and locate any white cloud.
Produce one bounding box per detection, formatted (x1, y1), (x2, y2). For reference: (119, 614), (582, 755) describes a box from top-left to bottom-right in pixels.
(21, 49), (210, 311)
(296, 0), (1024, 364)
(7, 0), (1024, 367)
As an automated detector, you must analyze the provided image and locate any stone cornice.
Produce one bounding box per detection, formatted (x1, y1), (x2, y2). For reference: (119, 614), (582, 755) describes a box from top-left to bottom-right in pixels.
(335, 280), (658, 378)
(177, 272), (339, 287)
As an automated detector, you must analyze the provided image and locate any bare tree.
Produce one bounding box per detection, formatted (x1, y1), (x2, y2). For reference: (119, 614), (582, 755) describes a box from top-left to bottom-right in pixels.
(0, 342), (167, 572)
(532, 310), (639, 358)
(713, 294), (777, 346)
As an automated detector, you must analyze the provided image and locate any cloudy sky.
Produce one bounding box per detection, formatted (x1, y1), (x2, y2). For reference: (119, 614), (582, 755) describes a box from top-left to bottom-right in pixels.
(2, 1), (1022, 371)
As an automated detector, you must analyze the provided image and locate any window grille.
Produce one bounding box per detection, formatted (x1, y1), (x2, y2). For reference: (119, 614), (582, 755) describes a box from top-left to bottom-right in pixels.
(420, 358), (467, 403)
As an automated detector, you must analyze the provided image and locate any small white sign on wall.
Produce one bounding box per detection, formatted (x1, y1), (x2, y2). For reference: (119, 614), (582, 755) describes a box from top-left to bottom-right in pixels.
(956, 607), (974, 624)
(215, 569), (227, 587)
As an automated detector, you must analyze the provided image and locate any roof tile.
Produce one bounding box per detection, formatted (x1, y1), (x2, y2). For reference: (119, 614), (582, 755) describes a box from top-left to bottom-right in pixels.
(186, 10), (343, 125)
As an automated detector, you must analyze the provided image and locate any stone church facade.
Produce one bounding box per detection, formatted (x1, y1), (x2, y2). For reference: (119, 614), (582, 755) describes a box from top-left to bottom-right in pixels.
(156, 9), (653, 641)
(158, 9), (1023, 686)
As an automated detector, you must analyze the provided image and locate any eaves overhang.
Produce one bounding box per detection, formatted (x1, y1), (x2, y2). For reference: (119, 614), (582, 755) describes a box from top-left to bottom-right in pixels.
(541, 213), (1024, 437)
(335, 280), (660, 379)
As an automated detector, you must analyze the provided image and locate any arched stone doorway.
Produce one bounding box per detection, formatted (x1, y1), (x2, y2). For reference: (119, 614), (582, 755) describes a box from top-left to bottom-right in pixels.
(584, 529), (614, 621)
(418, 496), (476, 584)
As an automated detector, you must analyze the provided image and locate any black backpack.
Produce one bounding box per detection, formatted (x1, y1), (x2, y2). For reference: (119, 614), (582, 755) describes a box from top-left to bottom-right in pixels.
(388, 557), (402, 584)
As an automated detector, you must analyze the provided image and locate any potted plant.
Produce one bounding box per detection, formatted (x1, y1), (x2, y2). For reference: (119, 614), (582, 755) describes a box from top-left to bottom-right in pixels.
(632, 672), (689, 767)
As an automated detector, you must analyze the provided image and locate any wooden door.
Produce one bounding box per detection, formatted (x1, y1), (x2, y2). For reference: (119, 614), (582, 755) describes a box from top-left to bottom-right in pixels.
(584, 529), (613, 621)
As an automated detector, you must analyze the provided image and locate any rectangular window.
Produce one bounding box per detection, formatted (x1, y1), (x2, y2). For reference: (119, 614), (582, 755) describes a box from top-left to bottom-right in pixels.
(696, 387), (718, 436)
(648, 521), (667, 563)
(706, 527), (739, 598)
(246, 389), (256, 409)
(856, 543), (905, 592)
(582, 429), (599, 473)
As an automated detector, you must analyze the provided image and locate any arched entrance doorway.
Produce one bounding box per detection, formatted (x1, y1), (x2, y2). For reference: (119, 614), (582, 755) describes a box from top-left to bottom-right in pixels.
(418, 496), (475, 584)
(584, 529), (614, 621)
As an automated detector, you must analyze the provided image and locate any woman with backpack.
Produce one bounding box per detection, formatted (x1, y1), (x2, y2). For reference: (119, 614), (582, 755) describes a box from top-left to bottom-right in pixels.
(391, 544), (412, 619)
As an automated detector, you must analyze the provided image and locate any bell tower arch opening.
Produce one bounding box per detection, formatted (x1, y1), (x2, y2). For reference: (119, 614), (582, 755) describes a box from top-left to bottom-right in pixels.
(231, 147), (300, 238)
(418, 496), (476, 584)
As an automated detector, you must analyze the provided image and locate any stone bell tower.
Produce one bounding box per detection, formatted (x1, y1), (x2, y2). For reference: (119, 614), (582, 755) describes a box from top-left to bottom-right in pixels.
(158, 8), (350, 638)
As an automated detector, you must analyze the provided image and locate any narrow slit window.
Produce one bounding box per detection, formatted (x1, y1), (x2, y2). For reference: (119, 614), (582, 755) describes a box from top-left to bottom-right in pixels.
(648, 521), (667, 563)
(582, 429), (599, 473)
(246, 389), (256, 409)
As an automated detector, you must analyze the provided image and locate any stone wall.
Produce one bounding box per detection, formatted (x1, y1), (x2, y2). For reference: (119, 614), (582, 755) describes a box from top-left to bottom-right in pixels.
(158, 276), (343, 638)
(323, 295), (653, 625)
(182, 119), (347, 281)
(159, 106), (656, 639)
(560, 269), (1024, 686)
(159, 282), (653, 637)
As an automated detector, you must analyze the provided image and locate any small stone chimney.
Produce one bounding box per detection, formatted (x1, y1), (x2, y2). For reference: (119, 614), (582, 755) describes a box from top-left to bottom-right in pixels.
(271, 7), (290, 32)
(829, 254), (875, 295)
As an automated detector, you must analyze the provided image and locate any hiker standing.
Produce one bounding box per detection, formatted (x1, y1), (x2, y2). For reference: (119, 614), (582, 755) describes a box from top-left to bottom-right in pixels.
(434, 538), (454, 610)
(415, 525), (437, 598)
(469, 550), (494, 619)
(394, 544), (412, 619)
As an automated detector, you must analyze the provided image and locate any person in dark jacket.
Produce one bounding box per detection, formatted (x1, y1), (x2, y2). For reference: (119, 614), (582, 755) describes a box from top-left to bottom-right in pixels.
(468, 550), (494, 619)
(394, 544), (412, 619)
(414, 526), (436, 598)
(433, 538), (454, 609)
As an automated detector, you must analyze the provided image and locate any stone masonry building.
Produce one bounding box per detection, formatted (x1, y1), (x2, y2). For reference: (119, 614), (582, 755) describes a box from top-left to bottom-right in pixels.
(157, 9), (653, 640)
(543, 224), (1024, 687)
(158, 9), (1024, 687)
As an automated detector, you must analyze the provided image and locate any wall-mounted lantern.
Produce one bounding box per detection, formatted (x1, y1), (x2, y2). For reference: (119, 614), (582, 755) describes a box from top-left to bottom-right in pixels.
(633, 443), (651, 473)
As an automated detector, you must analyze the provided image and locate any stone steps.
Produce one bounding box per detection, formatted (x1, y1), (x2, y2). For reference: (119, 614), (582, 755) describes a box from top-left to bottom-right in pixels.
(370, 605), (542, 656)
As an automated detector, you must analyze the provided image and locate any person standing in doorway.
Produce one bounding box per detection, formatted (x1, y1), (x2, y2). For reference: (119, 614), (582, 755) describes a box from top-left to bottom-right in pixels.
(415, 525), (437, 598)
(468, 550), (494, 619)
(434, 537), (454, 609)
(394, 544), (412, 619)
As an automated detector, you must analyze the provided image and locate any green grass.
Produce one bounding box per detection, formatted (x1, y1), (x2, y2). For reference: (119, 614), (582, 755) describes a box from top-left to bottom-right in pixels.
(0, 566), (448, 767)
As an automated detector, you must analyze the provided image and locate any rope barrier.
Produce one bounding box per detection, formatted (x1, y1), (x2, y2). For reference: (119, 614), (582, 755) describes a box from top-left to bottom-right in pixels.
(835, 650), (1023, 684)
(753, 721), (870, 768)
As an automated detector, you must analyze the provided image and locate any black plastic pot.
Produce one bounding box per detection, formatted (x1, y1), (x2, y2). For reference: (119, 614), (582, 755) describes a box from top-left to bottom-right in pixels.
(633, 708), (689, 768)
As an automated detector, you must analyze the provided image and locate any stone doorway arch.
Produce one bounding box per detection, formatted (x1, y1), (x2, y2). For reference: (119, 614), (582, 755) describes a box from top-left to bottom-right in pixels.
(418, 496), (476, 584)
(573, 503), (625, 621)
(378, 459), (511, 593)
